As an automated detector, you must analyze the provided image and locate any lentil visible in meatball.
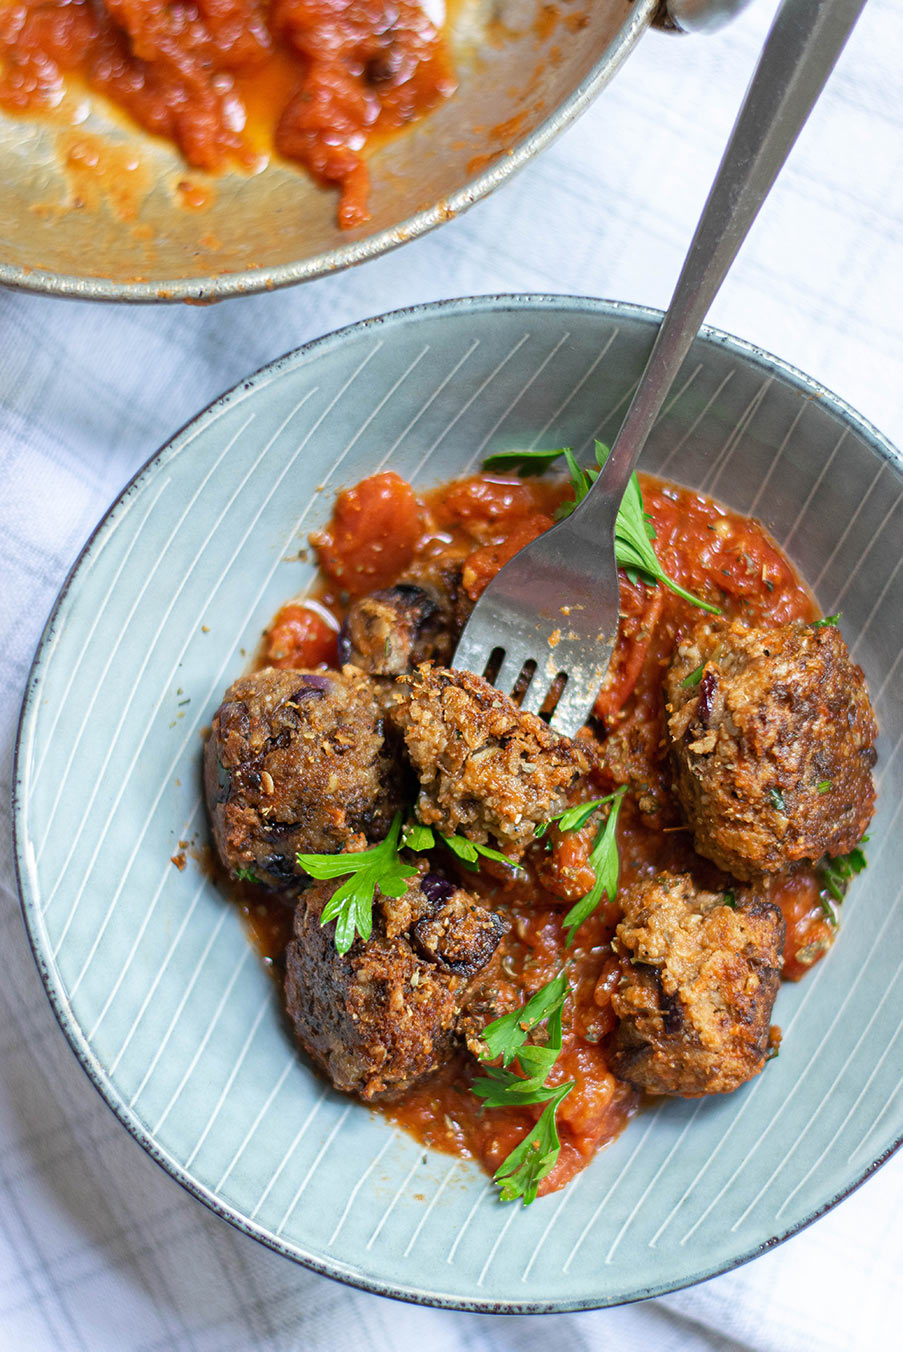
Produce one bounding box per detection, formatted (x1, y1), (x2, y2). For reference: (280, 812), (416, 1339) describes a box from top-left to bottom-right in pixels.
(204, 666), (404, 888)
(665, 618), (877, 881)
(610, 873), (784, 1096)
(284, 868), (505, 1099)
(393, 665), (587, 854)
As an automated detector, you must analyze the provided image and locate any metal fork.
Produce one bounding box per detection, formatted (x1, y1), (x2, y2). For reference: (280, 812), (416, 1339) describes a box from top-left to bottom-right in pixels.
(452, 0), (867, 737)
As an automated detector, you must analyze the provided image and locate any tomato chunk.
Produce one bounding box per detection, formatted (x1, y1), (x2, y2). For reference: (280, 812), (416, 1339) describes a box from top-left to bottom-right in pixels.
(312, 472), (424, 595)
(265, 603), (338, 668)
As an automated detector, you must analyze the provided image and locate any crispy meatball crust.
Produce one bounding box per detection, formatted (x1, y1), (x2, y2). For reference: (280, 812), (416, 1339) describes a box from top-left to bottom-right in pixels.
(393, 665), (588, 854)
(337, 583), (452, 675)
(610, 873), (784, 1097)
(666, 618), (877, 881)
(284, 869), (505, 1100)
(204, 666), (404, 888)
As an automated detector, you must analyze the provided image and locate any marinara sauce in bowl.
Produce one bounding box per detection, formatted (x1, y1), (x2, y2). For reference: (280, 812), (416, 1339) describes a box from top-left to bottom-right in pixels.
(14, 297), (903, 1310)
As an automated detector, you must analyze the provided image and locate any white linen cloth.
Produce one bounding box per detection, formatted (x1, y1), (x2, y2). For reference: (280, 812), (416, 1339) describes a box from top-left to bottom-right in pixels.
(2, 0), (903, 1347)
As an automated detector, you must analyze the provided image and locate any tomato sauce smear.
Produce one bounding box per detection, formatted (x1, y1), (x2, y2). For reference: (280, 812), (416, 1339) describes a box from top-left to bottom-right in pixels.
(254, 467), (834, 1199)
(0, 0), (456, 227)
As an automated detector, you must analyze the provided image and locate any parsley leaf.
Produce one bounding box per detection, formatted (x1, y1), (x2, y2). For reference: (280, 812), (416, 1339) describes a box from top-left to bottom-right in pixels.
(557, 443), (719, 614)
(811, 613), (841, 629)
(493, 1083), (575, 1205)
(234, 866), (261, 884)
(562, 786), (627, 945)
(819, 838), (869, 907)
(472, 994), (565, 1100)
(681, 663), (706, 688)
(723, 891), (736, 909)
(297, 813), (418, 955)
(403, 820), (520, 872)
(471, 974), (574, 1204)
(482, 448), (568, 477)
(440, 832), (518, 871)
(768, 787), (787, 812)
(401, 820), (435, 851)
(535, 792), (622, 839)
(477, 972), (570, 1068)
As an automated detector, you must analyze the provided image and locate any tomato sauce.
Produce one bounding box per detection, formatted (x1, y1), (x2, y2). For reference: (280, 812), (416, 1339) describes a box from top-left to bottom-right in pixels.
(253, 466), (837, 1197)
(0, 0), (455, 227)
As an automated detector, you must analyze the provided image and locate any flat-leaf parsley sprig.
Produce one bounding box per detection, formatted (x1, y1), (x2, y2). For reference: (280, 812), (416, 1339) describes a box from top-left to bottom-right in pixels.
(483, 442), (719, 614)
(540, 786), (628, 946)
(564, 443), (720, 613)
(471, 973), (575, 1205)
(297, 812), (417, 956)
(535, 791), (622, 839)
(301, 815), (522, 955)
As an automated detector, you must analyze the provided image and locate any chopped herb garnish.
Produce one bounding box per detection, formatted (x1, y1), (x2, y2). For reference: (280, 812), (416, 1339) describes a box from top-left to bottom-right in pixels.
(768, 787), (787, 812)
(817, 780), (833, 794)
(811, 613), (841, 629)
(482, 448), (568, 477)
(557, 443), (720, 614)
(562, 786), (627, 945)
(819, 838), (869, 906)
(492, 1084), (575, 1205)
(401, 820), (435, 851)
(403, 819), (520, 871)
(471, 974), (574, 1204)
(440, 832), (518, 871)
(234, 866), (261, 885)
(477, 972), (570, 1069)
(297, 812), (417, 955)
(535, 791), (622, 839)
(722, 891), (736, 909)
(820, 894), (838, 927)
(681, 663), (706, 688)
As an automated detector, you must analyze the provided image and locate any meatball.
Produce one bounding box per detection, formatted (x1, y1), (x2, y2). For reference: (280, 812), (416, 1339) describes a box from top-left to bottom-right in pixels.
(337, 583), (452, 675)
(284, 868), (505, 1099)
(204, 666), (404, 888)
(393, 665), (587, 854)
(610, 873), (784, 1097)
(665, 618), (877, 880)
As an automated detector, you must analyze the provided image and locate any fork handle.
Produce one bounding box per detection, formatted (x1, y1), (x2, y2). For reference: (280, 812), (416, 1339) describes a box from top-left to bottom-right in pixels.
(580, 0), (868, 532)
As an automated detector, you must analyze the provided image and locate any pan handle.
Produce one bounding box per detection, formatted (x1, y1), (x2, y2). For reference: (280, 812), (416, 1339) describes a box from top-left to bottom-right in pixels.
(658, 0), (755, 34)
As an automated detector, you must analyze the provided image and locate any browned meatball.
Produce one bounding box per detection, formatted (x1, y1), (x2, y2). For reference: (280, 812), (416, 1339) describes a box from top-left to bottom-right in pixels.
(610, 873), (784, 1097)
(337, 583), (452, 675)
(665, 618), (877, 881)
(284, 868), (505, 1099)
(204, 666), (404, 888)
(393, 665), (587, 855)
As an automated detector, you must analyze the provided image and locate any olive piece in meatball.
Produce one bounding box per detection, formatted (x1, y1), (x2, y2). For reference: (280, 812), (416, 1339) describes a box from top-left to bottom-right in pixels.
(665, 618), (877, 881)
(610, 873), (784, 1097)
(284, 868), (505, 1099)
(204, 666), (404, 889)
(392, 665), (588, 855)
(336, 583), (452, 675)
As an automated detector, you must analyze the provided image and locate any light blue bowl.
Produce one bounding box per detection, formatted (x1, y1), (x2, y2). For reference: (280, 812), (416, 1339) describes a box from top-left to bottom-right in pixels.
(13, 296), (903, 1311)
